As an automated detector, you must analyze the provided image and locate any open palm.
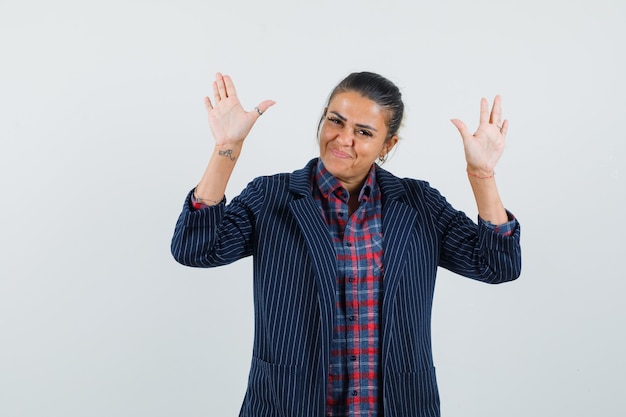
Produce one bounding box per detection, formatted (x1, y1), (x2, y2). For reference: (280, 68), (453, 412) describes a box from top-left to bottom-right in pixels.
(451, 95), (508, 175)
(205, 72), (275, 146)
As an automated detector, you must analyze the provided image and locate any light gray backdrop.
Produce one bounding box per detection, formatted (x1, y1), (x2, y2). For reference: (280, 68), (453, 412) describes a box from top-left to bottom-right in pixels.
(1, 0), (624, 416)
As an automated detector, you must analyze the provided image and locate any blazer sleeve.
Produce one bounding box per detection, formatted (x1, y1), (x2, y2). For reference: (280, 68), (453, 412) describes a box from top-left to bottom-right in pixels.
(423, 183), (522, 284)
(170, 177), (266, 268)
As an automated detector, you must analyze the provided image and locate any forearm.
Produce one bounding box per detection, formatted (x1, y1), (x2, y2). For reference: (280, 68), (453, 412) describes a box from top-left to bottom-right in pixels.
(194, 143), (243, 205)
(467, 171), (508, 225)
(172, 174), (263, 267)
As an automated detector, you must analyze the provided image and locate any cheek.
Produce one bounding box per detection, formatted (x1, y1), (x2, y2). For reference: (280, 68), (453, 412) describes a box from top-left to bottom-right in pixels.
(318, 128), (332, 145)
(318, 135), (330, 155)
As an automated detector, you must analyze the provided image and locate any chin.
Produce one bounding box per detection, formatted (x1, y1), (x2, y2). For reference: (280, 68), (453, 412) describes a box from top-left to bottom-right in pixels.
(322, 155), (348, 171)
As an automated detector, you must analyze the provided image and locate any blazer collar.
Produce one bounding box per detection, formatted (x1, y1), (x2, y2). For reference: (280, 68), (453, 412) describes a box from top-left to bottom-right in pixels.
(288, 158), (317, 197)
(289, 158), (409, 203)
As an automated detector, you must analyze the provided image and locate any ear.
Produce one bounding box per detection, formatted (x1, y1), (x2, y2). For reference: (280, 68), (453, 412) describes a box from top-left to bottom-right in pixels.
(382, 135), (399, 156)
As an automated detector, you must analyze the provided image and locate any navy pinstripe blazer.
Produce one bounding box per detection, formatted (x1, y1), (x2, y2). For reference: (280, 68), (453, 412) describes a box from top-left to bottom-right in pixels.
(171, 158), (521, 417)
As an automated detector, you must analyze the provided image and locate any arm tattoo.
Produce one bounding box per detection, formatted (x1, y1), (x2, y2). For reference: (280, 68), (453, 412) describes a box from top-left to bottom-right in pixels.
(218, 149), (236, 161)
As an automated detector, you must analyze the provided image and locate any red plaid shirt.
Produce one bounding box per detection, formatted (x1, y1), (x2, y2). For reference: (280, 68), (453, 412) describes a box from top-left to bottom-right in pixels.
(313, 161), (384, 417)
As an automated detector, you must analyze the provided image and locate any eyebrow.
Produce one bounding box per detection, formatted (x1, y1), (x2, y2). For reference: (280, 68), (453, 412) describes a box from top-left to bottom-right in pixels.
(329, 111), (378, 132)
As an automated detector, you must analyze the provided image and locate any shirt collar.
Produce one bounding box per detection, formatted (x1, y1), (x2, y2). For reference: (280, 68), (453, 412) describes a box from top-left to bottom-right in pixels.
(314, 159), (377, 202)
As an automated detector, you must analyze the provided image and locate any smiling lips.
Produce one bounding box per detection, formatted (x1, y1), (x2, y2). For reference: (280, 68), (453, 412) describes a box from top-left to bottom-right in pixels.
(330, 148), (352, 159)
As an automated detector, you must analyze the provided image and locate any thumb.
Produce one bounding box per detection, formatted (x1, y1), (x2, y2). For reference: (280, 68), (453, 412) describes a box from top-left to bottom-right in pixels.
(450, 118), (471, 139)
(253, 100), (276, 117)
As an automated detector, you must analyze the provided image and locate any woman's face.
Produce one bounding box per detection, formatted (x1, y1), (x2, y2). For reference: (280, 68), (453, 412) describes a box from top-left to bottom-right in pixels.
(319, 91), (398, 192)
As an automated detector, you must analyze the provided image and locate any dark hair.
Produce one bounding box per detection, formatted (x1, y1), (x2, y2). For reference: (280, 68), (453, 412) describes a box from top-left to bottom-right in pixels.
(318, 71), (404, 141)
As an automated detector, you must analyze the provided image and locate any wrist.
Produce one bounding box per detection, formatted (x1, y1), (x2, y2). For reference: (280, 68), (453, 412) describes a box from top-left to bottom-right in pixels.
(193, 188), (222, 206)
(213, 143), (242, 162)
(466, 167), (494, 179)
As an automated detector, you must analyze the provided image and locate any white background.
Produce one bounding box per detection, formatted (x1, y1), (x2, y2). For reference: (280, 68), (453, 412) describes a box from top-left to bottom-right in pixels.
(1, 0), (625, 416)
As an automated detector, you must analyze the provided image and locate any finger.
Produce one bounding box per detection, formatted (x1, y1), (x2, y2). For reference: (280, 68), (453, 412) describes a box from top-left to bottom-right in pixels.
(215, 72), (228, 100)
(252, 100), (276, 117)
(490, 95), (502, 125)
(500, 119), (509, 137)
(222, 75), (238, 99)
(450, 118), (471, 139)
(479, 97), (490, 125)
(212, 81), (221, 103)
(204, 96), (213, 111)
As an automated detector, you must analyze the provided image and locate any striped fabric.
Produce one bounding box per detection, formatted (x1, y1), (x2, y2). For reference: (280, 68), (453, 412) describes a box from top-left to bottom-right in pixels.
(171, 158), (522, 417)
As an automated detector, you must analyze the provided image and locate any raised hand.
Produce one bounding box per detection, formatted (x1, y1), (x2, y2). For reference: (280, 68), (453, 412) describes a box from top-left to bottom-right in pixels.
(450, 95), (508, 177)
(204, 72), (275, 147)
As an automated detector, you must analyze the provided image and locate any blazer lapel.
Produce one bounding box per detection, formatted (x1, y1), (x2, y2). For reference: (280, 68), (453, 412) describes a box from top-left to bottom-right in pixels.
(289, 198), (337, 304)
(377, 167), (419, 362)
(381, 199), (419, 310)
(288, 160), (337, 373)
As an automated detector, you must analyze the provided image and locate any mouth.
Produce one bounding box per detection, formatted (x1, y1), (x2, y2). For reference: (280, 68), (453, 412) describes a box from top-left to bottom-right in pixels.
(330, 148), (352, 159)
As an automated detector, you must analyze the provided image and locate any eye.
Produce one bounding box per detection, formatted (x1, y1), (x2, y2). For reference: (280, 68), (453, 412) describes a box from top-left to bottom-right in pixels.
(327, 116), (343, 125)
(357, 129), (373, 137)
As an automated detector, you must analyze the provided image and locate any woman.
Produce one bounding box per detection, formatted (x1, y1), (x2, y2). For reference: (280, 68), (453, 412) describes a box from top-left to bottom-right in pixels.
(171, 71), (521, 417)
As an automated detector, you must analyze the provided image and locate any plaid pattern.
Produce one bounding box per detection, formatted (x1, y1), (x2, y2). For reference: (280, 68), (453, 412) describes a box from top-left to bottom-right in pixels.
(482, 217), (516, 236)
(313, 161), (383, 417)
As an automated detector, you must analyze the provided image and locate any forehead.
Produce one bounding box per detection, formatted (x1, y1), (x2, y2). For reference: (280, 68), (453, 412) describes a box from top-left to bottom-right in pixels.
(328, 91), (387, 125)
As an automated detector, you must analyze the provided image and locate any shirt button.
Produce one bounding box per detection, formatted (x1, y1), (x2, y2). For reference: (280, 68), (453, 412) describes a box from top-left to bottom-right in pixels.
(348, 278), (354, 283)
(352, 390), (358, 396)
(345, 242), (352, 247)
(349, 315), (355, 321)
(350, 355), (357, 361)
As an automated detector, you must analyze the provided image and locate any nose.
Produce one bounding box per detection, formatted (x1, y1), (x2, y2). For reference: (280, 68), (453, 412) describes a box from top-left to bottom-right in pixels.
(336, 127), (354, 146)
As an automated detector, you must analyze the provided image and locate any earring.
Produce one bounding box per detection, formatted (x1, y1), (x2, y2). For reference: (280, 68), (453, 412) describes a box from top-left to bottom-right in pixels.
(378, 154), (387, 164)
